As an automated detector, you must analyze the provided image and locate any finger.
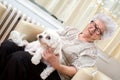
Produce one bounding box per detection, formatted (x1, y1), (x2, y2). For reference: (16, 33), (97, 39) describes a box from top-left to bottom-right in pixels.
(43, 51), (47, 57)
(42, 53), (47, 60)
(48, 47), (53, 53)
(44, 50), (49, 55)
(42, 53), (45, 58)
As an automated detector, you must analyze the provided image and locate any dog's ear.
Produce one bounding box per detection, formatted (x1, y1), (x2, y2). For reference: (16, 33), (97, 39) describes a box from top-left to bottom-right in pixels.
(54, 42), (62, 55)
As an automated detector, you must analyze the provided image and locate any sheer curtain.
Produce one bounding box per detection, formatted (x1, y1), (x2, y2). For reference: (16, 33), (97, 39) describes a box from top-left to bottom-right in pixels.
(34, 0), (98, 31)
(34, 0), (120, 62)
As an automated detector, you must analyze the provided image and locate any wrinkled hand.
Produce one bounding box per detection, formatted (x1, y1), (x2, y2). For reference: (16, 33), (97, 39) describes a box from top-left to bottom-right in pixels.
(42, 47), (60, 68)
(43, 48), (77, 77)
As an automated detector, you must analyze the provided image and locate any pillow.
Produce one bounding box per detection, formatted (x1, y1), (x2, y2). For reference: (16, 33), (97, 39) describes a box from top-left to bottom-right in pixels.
(93, 71), (112, 80)
(71, 68), (94, 80)
(15, 20), (44, 42)
(0, 2), (6, 19)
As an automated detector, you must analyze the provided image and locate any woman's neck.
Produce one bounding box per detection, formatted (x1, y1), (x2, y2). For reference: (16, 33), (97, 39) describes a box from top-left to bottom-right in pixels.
(78, 33), (94, 43)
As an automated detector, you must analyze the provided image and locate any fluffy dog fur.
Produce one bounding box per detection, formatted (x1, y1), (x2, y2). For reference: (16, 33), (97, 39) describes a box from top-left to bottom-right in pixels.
(9, 30), (63, 80)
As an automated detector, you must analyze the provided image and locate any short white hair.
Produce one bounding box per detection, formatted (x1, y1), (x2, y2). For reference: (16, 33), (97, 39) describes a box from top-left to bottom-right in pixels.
(92, 13), (118, 39)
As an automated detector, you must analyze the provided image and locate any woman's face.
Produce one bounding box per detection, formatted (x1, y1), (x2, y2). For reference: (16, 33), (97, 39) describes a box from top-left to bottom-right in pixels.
(83, 19), (106, 41)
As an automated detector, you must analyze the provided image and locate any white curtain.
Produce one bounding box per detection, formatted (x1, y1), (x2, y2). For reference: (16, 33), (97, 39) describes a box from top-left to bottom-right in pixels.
(35, 0), (98, 30)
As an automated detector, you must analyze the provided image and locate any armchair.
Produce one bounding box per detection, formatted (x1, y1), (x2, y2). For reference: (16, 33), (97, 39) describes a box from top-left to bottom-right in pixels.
(11, 20), (112, 80)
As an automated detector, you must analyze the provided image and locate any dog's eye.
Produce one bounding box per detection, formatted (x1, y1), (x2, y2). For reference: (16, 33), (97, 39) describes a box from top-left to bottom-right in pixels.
(46, 36), (51, 40)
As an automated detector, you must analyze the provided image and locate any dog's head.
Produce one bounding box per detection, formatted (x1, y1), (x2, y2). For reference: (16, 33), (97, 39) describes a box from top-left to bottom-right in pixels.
(37, 29), (62, 54)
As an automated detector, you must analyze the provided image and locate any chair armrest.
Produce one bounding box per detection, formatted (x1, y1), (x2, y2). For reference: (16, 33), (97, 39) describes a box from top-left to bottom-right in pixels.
(93, 71), (112, 80)
(15, 20), (44, 42)
(71, 67), (112, 80)
(71, 68), (95, 80)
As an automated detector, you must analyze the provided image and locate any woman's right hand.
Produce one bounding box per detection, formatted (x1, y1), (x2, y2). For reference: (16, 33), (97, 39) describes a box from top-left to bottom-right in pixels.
(42, 47), (60, 68)
(42, 47), (77, 77)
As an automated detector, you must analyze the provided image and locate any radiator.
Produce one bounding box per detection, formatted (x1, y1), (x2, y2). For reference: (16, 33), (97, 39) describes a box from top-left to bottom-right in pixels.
(0, 1), (39, 43)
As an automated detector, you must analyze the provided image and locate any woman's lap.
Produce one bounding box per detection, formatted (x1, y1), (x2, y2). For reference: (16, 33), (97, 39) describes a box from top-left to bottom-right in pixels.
(1, 51), (43, 80)
(0, 40), (61, 80)
(0, 40), (24, 75)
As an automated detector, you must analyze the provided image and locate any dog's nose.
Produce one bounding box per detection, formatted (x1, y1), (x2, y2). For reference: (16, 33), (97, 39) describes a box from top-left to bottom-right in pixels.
(39, 35), (42, 39)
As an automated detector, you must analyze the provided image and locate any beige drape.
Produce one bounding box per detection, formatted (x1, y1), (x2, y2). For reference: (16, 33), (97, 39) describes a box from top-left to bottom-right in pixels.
(34, 0), (120, 62)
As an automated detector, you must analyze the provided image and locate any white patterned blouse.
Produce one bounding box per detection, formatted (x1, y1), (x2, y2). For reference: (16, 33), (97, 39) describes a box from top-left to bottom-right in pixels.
(58, 26), (98, 80)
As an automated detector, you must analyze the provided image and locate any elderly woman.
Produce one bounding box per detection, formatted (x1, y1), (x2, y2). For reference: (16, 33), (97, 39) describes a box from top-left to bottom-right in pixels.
(0, 13), (117, 80)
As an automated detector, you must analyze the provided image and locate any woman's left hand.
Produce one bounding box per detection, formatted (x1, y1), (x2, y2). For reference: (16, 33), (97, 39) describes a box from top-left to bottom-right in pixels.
(42, 47), (60, 68)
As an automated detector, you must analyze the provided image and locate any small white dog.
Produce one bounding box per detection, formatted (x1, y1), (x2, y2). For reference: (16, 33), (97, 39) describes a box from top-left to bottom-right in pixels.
(9, 30), (63, 79)
(25, 29), (63, 79)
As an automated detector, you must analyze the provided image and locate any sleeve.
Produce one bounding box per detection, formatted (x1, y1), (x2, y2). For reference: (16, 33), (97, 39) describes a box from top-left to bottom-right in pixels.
(57, 26), (78, 36)
(71, 48), (98, 70)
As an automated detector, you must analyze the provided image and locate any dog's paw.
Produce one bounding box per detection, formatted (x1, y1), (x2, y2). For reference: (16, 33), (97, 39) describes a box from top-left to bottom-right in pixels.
(31, 57), (40, 65)
(40, 72), (48, 80)
(22, 40), (29, 46)
(18, 42), (25, 46)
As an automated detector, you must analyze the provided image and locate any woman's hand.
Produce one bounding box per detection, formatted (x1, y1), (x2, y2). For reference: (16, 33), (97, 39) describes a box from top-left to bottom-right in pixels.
(42, 47), (60, 68)
(42, 47), (77, 77)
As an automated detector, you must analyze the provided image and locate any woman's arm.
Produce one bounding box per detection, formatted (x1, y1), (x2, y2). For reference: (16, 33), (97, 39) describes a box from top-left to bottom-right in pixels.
(54, 63), (77, 77)
(42, 47), (77, 77)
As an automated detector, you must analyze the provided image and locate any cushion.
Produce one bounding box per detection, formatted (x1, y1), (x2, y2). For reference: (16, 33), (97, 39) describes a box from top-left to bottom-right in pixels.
(93, 71), (112, 80)
(71, 68), (94, 80)
(71, 67), (112, 80)
(0, 2), (6, 19)
(15, 20), (44, 42)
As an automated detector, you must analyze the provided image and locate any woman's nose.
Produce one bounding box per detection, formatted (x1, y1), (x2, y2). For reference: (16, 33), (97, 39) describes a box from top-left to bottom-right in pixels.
(90, 28), (95, 33)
